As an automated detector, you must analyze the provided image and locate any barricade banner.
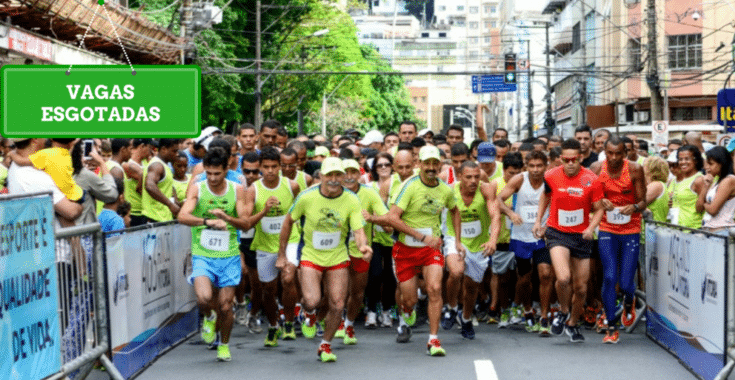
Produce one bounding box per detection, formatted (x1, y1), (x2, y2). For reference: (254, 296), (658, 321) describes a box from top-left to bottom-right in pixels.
(645, 222), (727, 380)
(105, 223), (196, 379)
(0, 193), (60, 380)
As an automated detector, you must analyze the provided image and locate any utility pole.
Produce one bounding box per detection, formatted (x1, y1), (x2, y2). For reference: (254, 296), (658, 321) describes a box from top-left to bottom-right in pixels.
(526, 39), (534, 138)
(180, 0), (193, 64)
(646, 0), (664, 121)
(545, 22), (554, 135)
(579, 0), (587, 126)
(255, 0), (263, 130)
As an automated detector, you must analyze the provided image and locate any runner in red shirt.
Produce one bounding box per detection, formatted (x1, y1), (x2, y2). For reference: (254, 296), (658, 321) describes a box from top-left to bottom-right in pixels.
(533, 138), (604, 343)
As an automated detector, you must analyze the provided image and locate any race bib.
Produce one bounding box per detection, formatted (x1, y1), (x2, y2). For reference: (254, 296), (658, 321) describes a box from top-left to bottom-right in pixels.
(261, 215), (285, 234)
(242, 228), (255, 239)
(521, 206), (538, 224)
(405, 227), (433, 247)
(312, 231), (341, 250)
(558, 209), (583, 227)
(461, 220), (481, 238)
(201, 229), (230, 251)
(606, 208), (631, 225)
(668, 208), (680, 225)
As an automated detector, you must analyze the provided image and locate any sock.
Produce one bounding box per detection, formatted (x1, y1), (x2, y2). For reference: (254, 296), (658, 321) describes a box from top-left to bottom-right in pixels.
(402, 306), (413, 315)
(428, 334), (438, 342)
(208, 310), (216, 320)
(451, 305), (458, 312)
(270, 324), (279, 329)
(418, 289), (427, 300)
(461, 315), (472, 323)
(345, 319), (354, 328)
(305, 310), (317, 326)
(320, 339), (330, 346)
(398, 314), (408, 327)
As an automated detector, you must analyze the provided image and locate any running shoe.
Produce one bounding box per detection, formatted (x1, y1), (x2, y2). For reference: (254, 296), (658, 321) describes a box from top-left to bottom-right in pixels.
(441, 307), (458, 330)
(334, 320), (346, 338)
(475, 298), (491, 322)
(498, 308), (511, 329)
(509, 306), (523, 325)
(343, 325), (357, 345)
(396, 325), (412, 343)
(201, 312), (217, 344)
(247, 314), (263, 334)
(565, 324), (585, 343)
(603, 328), (619, 344)
(316, 320), (325, 337)
(538, 317), (551, 337)
(318, 343), (337, 363)
(524, 313), (538, 333)
(596, 314), (609, 334)
(402, 309), (417, 327)
(486, 308), (500, 325)
(365, 311), (378, 329)
(235, 301), (249, 325)
(427, 338), (446, 356)
(380, 311), (393, 327)
(216, 344), (231, 362)
(301, 319), (317, 339)
(264, 327), (279, 347)
(551, 312), (568, 336)
(621, 298), (637, 327)
(461, 320), (475, 340)
(208, 332), (220, 350)
(583, 306), (597, 329)
(282, 322), (296, 340)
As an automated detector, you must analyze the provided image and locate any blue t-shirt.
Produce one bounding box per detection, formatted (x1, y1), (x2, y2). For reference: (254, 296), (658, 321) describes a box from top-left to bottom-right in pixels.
(236, 150), (261, 175)
(184, 149), (202, 173)
(99, 209), (125, 236)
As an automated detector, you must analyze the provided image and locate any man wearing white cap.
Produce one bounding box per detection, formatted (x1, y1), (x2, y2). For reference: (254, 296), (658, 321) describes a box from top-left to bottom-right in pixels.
(276, 157), (371, 363)
(371, 145), (463, 356)
(359, 130), (385, 151)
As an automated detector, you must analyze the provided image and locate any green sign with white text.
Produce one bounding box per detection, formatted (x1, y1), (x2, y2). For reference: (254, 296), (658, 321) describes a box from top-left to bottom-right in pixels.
(1, 65), (201, 137)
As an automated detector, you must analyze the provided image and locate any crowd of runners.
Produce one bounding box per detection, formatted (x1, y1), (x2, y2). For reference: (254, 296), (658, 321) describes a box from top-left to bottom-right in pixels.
(4, 120), (727, 363)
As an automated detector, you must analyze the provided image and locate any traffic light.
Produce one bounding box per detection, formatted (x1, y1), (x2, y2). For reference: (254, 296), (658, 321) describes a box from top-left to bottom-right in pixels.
(504, 53), (517, 84)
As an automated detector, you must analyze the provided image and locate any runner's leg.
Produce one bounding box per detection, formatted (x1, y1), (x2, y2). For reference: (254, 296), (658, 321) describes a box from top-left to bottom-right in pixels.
(323, 267), (349, 342)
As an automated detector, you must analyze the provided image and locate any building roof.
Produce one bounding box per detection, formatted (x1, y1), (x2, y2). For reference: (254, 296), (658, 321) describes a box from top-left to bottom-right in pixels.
(0, 0), (185, 64)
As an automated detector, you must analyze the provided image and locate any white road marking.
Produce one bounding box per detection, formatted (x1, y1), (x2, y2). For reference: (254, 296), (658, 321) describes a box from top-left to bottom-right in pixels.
(474, 359), (499, 380)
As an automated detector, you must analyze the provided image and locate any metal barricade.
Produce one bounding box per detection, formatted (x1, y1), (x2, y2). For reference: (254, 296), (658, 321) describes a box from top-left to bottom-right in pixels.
(49, 223), (123, 380)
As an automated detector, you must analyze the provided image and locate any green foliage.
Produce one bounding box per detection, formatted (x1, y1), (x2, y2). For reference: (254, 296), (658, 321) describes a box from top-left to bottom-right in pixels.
(134, 0), (417, 135)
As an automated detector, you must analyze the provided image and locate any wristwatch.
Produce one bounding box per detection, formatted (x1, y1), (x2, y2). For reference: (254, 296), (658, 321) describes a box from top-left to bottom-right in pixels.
(633, 204), (640, 212)
(203, 218), (209, 227)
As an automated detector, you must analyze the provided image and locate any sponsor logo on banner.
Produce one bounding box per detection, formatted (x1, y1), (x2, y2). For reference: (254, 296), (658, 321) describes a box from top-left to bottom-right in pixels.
(645, 222), (727, 380)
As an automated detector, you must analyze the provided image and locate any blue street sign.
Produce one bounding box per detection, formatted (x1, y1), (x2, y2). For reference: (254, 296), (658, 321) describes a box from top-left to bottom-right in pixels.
(471, 75), (517, 93)
(717, 89), (735, 131)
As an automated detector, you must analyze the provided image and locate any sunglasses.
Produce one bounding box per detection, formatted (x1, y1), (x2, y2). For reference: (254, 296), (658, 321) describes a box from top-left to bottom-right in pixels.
(242, 169), (260, 175)
(375, 163), (391, 169)
(561, 157), (579, 164)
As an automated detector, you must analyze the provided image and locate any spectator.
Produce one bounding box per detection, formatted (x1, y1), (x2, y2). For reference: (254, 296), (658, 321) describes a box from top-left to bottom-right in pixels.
(9, 138), (84, 202)
(643, 156), (670, 223)
(98, 177), (126, 236)
(398, 120), (417, 143)
(71, 142), (118, 225)
(6, 138), (83, 227)
(698, 146), (735, 232)
(117, 201), (132, 228)
(172, 151), (190, 205)
(671, 145), (705, 228)
(99, 140), (113, 162)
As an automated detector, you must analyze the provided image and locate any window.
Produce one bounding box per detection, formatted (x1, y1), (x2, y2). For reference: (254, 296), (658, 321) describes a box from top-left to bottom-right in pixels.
(491, 5), (497, 13)
(572, 22), (581, 53)
(672, 107), (711, 121)
(421, 32), (430, 38)
(457, 5), (464, 11)
(484, 6), (491, 13)
(470, 6), (479, 14)
(484, 36), (491, 44)
(629, 39), (642, 72)
(439, 32), (447, 38)
(422, 97), (427, 103)
(491, 21), (497, 28)
(470, 22), (479, 29)
(668, 34), (702, 69)
(470, 37), (479, 44)
(470, 51), (479, 58)
(456, 20), (466, 27)
(438, 5), (446, 11)
(373, 0), (379, 6)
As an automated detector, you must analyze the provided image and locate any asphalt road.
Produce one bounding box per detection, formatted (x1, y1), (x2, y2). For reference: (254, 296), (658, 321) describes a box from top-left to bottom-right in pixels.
(108, 318), (699, 380)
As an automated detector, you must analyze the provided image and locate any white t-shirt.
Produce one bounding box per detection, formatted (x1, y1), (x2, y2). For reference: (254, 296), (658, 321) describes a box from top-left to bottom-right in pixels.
(7, 163), (66, 204)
